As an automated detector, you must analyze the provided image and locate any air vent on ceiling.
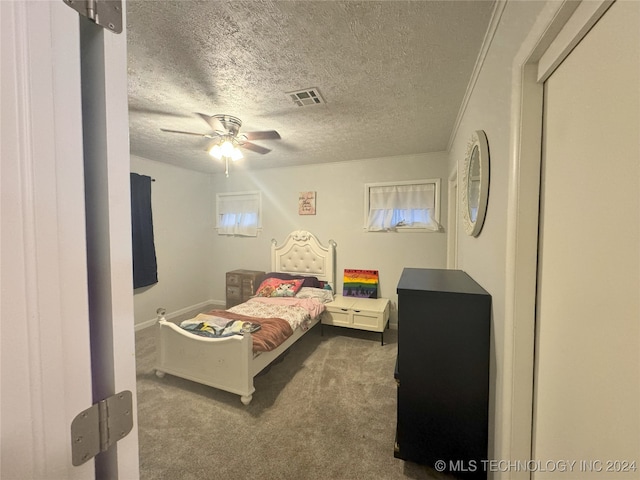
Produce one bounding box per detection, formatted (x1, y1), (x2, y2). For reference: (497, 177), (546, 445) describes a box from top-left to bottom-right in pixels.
(286, 88), (325, 107)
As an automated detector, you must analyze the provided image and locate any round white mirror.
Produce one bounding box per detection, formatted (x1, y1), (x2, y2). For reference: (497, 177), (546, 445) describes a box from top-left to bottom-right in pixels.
(462, 130), (489, 236)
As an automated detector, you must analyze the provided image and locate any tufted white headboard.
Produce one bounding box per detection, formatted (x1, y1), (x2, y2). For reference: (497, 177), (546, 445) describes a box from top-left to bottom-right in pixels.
(271, 230), (337, 290)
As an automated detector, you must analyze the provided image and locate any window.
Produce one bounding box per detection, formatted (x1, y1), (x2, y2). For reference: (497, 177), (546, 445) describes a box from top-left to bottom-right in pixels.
(364, 179), (441, 232)
(216, 191), (261, 236)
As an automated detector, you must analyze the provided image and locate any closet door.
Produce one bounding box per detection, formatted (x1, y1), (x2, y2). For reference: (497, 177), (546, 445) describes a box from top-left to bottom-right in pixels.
(533, 1), (639, 477)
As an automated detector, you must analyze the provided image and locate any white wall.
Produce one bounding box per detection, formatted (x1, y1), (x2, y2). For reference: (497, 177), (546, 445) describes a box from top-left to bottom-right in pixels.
(210, 152), (449, 326)
(131, 152), (448, 327)
(131, 155), (215, 326)
(446, 0), (549, 469)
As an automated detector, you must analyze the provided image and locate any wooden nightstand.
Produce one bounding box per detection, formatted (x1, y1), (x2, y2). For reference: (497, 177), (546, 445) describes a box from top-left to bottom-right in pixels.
(322, 295), (390, 345)
(226, 269), (265, 309)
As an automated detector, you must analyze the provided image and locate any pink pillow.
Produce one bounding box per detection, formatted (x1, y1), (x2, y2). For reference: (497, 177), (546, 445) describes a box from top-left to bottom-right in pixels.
(255, 278), (304, 298)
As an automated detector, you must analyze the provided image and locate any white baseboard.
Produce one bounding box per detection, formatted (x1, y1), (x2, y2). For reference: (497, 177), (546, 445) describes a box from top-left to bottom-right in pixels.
(134, 299), (225, 331)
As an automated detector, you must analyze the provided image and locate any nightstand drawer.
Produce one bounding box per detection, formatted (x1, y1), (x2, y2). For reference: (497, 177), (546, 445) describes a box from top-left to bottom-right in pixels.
(226, 285), (241, 298)
(226, 273), (242, 286)
(323, 308), (351, 327)
(242, 278), (257, 292)
(352, 310), (382, 330)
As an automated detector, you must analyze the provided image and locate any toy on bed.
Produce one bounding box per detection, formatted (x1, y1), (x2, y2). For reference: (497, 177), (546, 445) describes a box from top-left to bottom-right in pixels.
(154, 230), (336, 405)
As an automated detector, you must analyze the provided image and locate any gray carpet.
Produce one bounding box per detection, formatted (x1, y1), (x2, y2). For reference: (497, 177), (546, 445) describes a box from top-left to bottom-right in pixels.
(135, 306), (452, 480)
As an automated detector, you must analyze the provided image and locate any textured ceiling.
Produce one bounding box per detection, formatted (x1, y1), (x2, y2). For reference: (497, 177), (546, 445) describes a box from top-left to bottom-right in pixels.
(127, 0), (495, 174)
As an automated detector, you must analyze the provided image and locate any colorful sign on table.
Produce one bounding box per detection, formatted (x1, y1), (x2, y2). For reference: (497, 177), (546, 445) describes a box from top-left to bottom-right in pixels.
(343, 269), (379, 298)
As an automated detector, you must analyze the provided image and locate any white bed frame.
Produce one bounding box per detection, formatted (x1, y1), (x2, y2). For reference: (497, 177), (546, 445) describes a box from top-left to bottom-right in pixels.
(154, 230), (336, 405)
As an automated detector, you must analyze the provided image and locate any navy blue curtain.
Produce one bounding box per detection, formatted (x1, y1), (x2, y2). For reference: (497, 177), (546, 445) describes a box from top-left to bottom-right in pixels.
(130, 173), (158, 288)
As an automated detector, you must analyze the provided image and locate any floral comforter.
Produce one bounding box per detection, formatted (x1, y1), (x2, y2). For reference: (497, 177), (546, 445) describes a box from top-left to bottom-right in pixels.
(229, 297), (325, 330)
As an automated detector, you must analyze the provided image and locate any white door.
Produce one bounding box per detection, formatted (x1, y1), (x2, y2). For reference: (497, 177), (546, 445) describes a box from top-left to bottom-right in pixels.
(533, 1), (639, 478)
(1, 1), (139, 478)
(447, 171), (458, 269)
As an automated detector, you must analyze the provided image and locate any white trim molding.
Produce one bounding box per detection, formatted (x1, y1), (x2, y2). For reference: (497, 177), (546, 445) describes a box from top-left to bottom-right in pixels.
(447, 0), (508, 152)
(537, 0), (615, 82)
(134, 300), (222, 331)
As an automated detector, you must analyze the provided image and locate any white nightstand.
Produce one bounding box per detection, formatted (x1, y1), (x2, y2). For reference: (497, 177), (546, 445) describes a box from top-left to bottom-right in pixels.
(322, 295), (390, 345)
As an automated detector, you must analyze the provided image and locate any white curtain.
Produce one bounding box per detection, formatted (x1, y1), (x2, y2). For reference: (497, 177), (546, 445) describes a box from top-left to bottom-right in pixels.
(217, 193), (259, 236)
(367, 183), (439, 231)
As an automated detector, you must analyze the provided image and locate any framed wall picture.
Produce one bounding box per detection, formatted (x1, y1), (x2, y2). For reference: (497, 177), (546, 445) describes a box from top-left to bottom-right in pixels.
(298, 191), (316, 215)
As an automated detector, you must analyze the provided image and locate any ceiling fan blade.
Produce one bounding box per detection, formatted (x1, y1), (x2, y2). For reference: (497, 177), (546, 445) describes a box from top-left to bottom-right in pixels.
(160, 128), (215, 138)
(242, 130), (281, 141)
(129, 106), (192, 119)
(240, 141), (271, 155)
(196, 113), (225, 132)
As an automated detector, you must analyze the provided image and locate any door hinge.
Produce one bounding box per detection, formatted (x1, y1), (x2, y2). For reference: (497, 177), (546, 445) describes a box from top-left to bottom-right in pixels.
(71, 390), (133, 466)
(63, 0), (123, 34)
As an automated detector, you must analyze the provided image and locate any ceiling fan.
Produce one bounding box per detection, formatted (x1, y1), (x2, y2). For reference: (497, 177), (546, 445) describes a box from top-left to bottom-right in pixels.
(161, 113), (281, 176)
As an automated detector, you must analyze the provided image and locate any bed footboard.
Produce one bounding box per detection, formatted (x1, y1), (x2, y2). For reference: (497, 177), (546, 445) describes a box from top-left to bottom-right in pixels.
(155, 316), (255, 404)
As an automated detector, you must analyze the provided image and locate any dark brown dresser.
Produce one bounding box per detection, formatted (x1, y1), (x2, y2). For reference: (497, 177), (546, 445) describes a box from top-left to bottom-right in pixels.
(225, 269), (265, 308)
(395, 268), (491, 479)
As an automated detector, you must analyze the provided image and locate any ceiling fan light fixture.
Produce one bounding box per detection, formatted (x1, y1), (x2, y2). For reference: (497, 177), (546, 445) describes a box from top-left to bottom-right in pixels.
(209, 139), (242, 162)
(231, 148), (243, 161)
(220, 139), (235, 157)
(209, 144), (222, 159)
